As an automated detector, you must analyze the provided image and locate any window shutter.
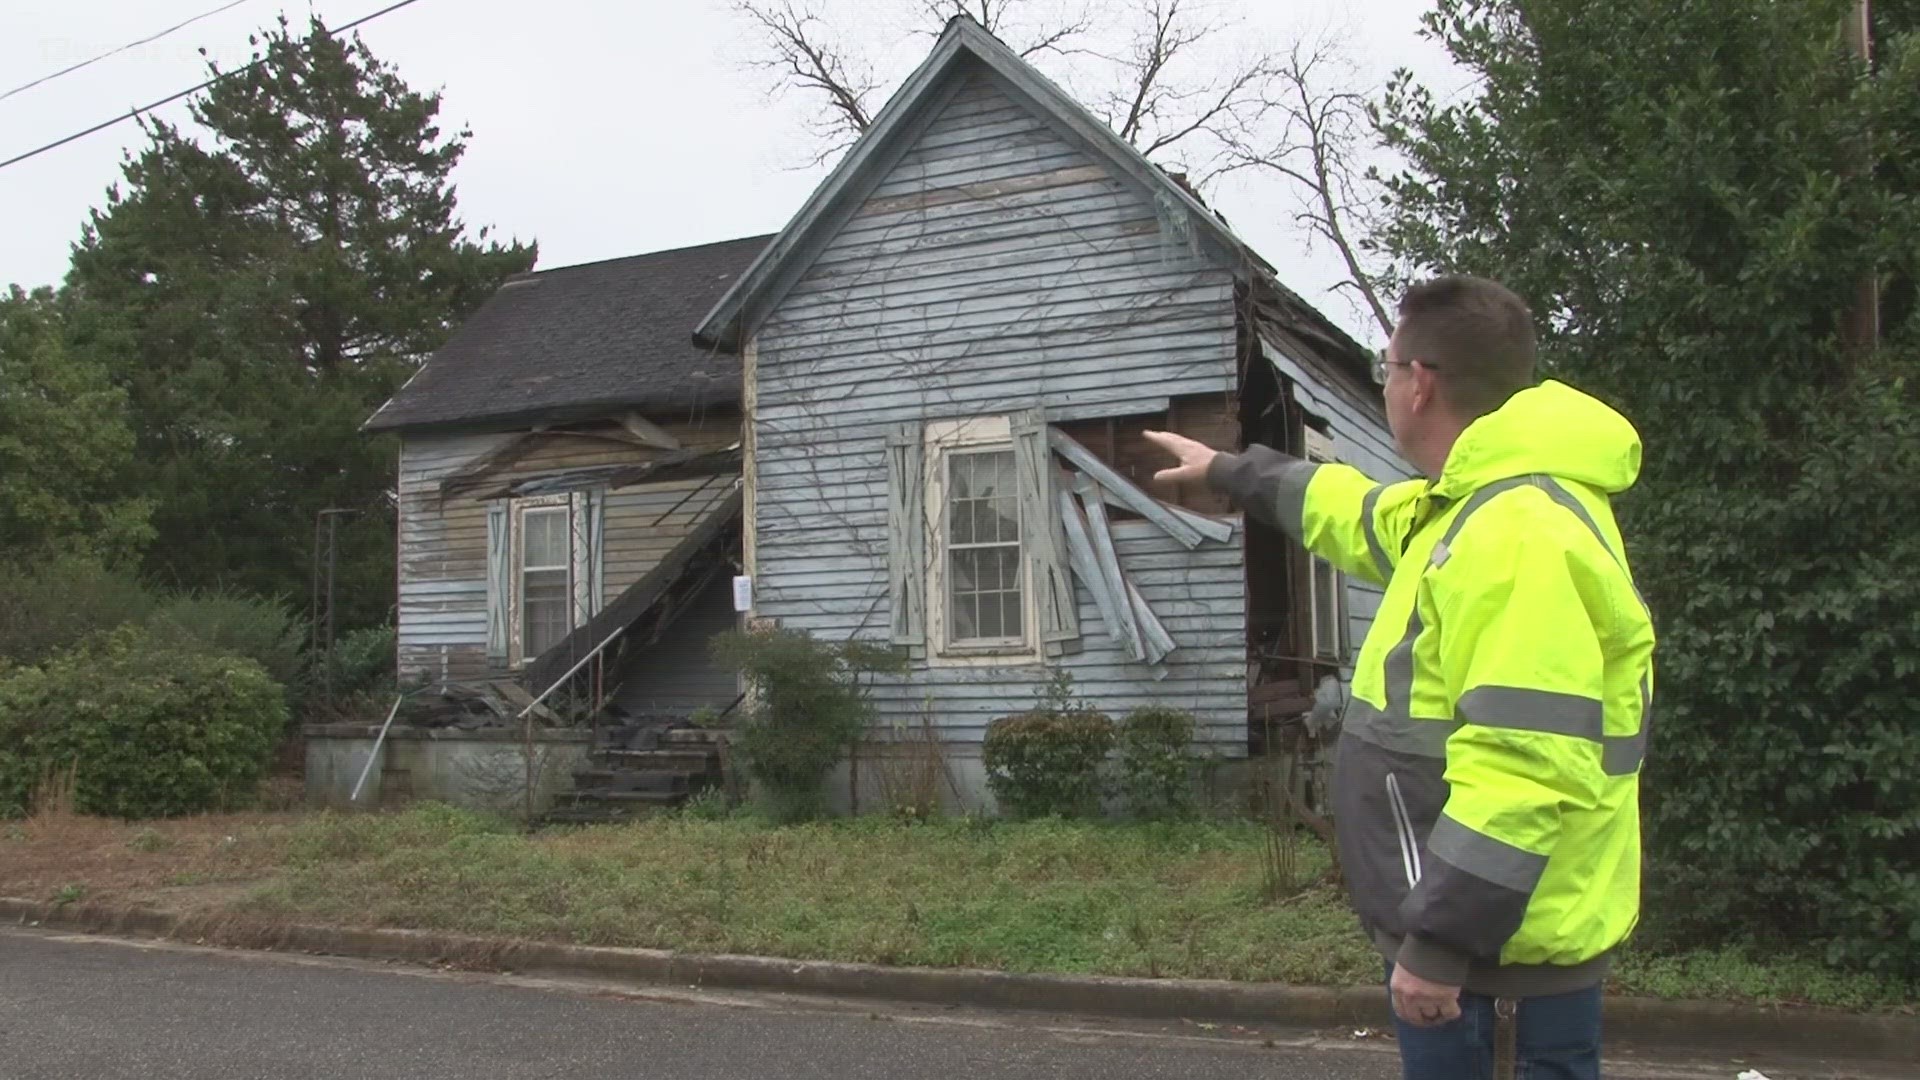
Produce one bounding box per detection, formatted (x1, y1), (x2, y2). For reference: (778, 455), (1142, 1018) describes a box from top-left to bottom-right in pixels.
(885, 423), (926, 647)
(1012, 408), (1080, 654)
(485, 500), (511, 664)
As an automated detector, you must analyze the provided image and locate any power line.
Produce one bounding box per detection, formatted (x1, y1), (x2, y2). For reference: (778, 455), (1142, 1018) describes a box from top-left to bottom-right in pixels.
(1, 0), (257, 104)
(0, 0), (429, 173)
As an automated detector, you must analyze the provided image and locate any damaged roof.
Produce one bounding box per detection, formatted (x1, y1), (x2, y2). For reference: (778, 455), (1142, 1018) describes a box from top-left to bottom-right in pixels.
(365, 234), (774, 434)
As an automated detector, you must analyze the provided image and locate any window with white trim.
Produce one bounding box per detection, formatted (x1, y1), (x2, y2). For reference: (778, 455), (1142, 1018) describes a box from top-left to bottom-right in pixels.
(514, 497), (573, 664)
(946, 448), (1024, 646)
(924, 416), (1037, 662)
(1304, 427), (1349, 661)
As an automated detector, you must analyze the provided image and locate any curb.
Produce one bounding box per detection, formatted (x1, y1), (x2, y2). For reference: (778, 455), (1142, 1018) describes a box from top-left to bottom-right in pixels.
(5, 897), (1914, 1062)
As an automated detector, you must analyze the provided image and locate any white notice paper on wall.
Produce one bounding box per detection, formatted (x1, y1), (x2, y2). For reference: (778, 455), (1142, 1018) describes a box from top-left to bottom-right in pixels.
(732, 575), (753, 613)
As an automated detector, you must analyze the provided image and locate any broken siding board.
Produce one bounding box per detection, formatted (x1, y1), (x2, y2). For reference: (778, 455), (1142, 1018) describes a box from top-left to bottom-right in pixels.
(1057, 488), (1128, 651)
(1073, 474), (1145, 661)
(1123, 574), (1177, 666)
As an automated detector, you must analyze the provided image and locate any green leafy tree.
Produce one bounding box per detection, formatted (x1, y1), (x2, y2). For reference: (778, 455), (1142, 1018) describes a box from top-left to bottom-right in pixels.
(1370, 0), (1920, 978)
(64, 15), (535, 628)
(0, 287), (151, 567)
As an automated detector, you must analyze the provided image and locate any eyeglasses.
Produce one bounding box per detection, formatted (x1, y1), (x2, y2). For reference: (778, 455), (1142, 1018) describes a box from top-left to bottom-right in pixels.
(1372, 348), (1436, 386)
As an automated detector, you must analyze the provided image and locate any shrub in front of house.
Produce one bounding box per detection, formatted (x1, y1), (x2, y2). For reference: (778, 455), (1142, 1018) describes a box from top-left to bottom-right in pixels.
(710, 627), (904, 823)
(0, 627), (288, 819)
(982, 674), (1116, 819)
(1112, 706), (1198, 820)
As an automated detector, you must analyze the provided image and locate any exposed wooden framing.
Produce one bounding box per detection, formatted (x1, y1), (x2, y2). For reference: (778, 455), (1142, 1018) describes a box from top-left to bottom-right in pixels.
(619, 412), (683, 450)
(461, 447), (743, 503)
(1048, 427), (1208, 548)
(1092, 485), (1235, 544)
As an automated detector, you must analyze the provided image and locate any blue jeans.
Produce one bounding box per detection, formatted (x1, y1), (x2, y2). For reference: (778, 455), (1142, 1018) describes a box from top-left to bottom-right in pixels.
(1388, 969), (1602, 1080)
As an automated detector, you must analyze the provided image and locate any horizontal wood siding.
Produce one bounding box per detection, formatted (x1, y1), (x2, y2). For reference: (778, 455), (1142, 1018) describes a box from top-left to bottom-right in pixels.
(395, 416), (741, 683)
(751, 71), (1245, 750)
(397, 433), (511, 682)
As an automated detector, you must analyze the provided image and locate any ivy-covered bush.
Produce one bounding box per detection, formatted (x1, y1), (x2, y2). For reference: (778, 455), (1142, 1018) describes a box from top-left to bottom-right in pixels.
(982, 671), (1114, 819)
(710, 627), (904, 823)
(0, 627), (287, 818)
(1113, 706), (1197, 820)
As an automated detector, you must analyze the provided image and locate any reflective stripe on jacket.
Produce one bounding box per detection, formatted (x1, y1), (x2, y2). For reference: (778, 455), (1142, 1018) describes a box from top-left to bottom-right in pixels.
(1210, 380), (1654, 997)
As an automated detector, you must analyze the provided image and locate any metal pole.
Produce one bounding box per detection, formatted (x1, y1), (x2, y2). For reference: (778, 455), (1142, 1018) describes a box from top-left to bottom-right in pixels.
(349, 692), (407, 804)
(517, 622), (629, 720)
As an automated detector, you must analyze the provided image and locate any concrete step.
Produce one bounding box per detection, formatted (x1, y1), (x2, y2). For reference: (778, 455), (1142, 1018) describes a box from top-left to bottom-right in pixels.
(571, 769), (699, 794)
(593, 748), (719, 772)
(658, 727), (728, 747)
(572, 787), (687, 806)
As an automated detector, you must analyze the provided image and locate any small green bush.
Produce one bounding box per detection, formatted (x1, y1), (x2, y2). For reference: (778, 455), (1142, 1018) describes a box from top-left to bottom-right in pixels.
(1113, 706), (1197, 820)
(0, 627), (288, 818)
(323, 624), (396, 696)
(983, 672), (1114, 819)
(0, 556), (157, 666)
(145, 590), (308, 691)
(710, 628), (904, 823)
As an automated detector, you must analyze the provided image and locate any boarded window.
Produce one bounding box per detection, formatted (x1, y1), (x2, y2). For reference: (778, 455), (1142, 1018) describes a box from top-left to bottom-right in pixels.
(944, 448), (1024, 646)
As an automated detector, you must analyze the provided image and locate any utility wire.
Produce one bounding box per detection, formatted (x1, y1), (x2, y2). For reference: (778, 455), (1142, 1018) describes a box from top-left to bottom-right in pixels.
(1, 0), (256, 104)
(0, 0), (429, 173)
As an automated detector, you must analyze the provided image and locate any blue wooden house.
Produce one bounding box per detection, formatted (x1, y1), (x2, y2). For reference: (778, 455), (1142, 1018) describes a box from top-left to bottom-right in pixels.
(691, 16), (1411, 808)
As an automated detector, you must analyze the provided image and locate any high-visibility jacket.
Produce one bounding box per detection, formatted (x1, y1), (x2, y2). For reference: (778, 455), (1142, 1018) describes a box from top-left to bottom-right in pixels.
(1210, 380), (1653, 996)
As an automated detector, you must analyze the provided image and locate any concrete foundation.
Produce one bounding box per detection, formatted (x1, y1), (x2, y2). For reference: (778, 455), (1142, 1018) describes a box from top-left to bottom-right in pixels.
(303, 724), (593, 814)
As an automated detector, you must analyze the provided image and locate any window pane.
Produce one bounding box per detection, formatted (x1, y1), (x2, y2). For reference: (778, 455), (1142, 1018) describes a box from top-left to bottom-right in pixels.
(951, 549), (978, 593)
(951, 590), (978, 641)
(524, 568), (569, 656)
(950, 498), (974, 546)
(998, 590), (1025, 640)
(524, 508), (568, 568)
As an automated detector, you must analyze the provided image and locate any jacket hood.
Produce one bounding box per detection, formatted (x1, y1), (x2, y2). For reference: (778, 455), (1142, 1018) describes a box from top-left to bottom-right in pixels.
(1434, 380), (1642, 497)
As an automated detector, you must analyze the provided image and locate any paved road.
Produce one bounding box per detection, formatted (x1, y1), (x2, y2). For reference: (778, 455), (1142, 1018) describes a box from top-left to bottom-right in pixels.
(0, 928), (1884, 1079)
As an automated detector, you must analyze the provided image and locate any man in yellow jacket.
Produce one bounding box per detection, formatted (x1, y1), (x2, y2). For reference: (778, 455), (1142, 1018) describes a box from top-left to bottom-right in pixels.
(1147, 276), (1652, 1080)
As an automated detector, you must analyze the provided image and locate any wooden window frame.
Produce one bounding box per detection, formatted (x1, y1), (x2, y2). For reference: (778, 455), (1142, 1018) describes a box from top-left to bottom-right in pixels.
(510, 494), (574, 668)
(923, 416), (1041, 665)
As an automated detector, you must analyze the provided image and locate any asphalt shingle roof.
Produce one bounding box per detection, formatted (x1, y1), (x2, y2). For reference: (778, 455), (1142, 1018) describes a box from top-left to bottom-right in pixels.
(365, 234), (773, 433)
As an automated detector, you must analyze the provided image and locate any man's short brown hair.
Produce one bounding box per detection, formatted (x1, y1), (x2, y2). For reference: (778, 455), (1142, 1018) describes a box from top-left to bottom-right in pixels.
(1394, 276), (1537, 418)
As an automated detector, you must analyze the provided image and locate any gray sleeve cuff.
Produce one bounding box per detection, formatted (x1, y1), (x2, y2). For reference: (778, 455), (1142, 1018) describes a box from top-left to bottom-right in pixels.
(1206, 445), (1317, 540)
(1395, 933), (1473, 988)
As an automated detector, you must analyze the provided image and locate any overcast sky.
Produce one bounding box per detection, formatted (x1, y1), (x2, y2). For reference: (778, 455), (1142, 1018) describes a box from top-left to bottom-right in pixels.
(2, 1), (1464, 343)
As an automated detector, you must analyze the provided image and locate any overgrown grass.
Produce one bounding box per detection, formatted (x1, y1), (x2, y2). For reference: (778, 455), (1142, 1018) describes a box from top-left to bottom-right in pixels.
(3, 801), (1914, 1012)
(246, 806), (1377, 984)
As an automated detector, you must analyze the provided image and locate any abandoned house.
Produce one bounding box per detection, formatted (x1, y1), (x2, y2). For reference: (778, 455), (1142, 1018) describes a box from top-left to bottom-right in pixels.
(341, 15), (1409, 815)
(691, 16), (1411, 809)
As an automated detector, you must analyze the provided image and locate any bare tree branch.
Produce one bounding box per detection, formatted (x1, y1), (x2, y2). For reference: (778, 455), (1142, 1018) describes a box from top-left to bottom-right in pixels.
(736, 0), (879, 159)
(912, 0), (1094, 59)
(1218, 38), (1394, 336)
